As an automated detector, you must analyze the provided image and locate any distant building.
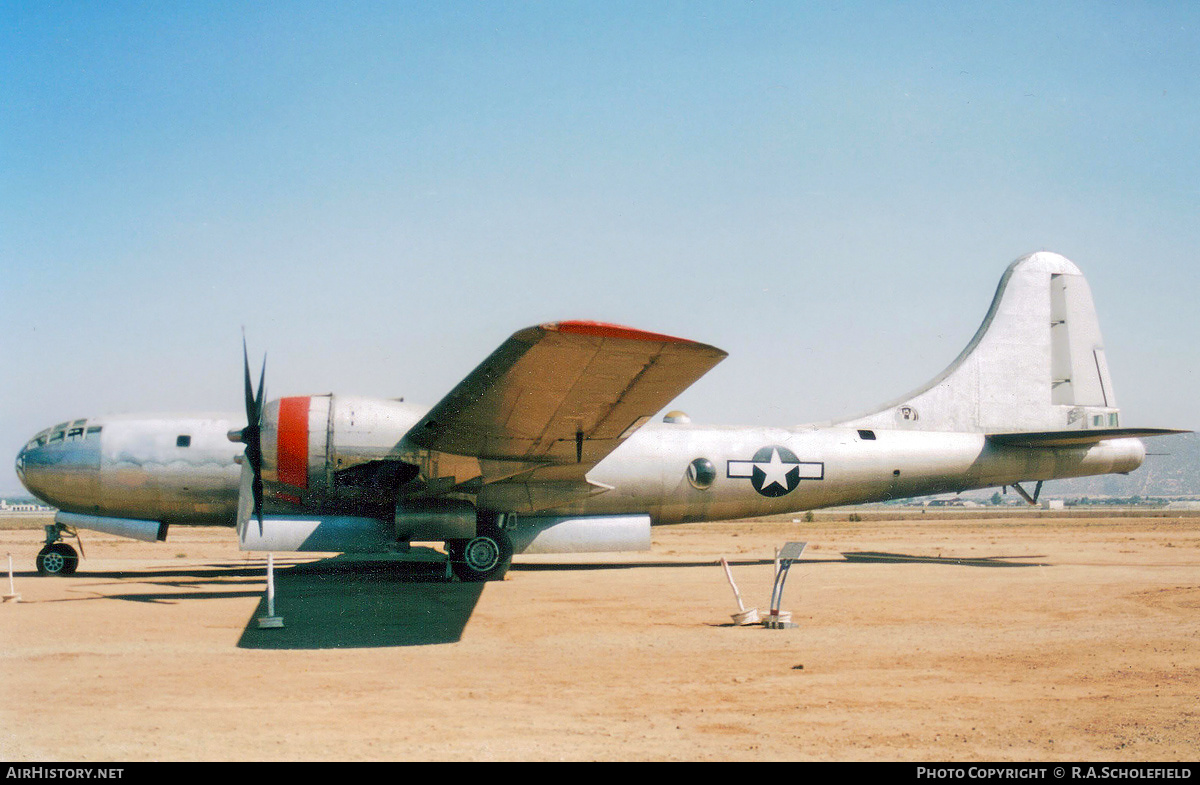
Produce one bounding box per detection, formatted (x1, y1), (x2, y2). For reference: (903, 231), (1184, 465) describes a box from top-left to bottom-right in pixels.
(0, 499), (53, 513)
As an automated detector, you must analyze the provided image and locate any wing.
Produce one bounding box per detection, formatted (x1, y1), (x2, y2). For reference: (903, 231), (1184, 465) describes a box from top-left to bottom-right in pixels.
(404, 321), (726, 469)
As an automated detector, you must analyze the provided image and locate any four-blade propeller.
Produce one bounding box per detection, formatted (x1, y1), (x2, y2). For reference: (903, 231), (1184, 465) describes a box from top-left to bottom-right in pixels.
(230, 337), (266, 534)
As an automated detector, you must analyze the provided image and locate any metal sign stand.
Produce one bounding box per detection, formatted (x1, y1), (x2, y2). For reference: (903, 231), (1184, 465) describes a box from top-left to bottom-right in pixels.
(256, 553), (284, 628)
(764, 542), (806, 629)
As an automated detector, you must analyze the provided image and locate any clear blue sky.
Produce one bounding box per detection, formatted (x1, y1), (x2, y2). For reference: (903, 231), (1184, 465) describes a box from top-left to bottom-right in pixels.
(2, 2), (1197, 493)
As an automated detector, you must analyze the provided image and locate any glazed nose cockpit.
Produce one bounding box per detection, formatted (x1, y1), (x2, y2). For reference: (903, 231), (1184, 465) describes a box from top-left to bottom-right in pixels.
(16, 420), (102, 510)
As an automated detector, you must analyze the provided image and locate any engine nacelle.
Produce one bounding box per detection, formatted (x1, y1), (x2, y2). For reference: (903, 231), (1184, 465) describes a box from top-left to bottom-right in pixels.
(508, 514), (651, 555)
(250, 396), (654, 558)
(259, 395), (425, 507)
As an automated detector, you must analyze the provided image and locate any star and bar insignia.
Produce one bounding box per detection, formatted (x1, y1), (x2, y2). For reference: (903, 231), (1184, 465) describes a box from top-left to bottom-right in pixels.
(727, 446), (823, 497)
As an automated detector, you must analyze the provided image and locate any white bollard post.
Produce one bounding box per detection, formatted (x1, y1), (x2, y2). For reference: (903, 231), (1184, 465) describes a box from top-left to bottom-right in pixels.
(3, 553), (20, 603)
(257, 553), (283, 628)
(719, 556), (759, 625)
(267, 553), (276, 616)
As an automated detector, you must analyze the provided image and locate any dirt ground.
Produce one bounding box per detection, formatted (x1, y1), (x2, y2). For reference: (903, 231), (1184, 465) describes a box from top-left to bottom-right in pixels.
(1, 512), (1197, 762)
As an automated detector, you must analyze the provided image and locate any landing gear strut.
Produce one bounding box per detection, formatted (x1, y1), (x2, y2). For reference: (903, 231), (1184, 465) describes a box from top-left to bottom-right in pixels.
(446, 516), (512, 582)
(37, 524), (81, 576)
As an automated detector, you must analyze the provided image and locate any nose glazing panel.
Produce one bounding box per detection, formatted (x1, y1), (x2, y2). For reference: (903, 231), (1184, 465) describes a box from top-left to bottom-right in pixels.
(16, 424), (101, 509)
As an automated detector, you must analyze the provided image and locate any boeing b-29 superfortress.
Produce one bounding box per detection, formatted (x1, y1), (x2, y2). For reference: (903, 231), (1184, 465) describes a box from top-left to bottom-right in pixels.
(16, 252), (1185, 580)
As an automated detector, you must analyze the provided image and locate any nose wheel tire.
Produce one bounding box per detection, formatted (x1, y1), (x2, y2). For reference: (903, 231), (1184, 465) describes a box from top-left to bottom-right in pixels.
(36, 543), (79, 576)
(447, 524), (512, 582)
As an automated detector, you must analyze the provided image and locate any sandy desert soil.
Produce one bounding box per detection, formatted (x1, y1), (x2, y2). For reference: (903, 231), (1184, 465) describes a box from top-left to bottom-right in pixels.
(1, 512), (1197, 762)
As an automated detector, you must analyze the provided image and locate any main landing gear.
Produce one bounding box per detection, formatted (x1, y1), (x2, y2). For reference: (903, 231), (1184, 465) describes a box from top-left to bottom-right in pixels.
(37, 524), (80, 576)
(445, 517), (513, 582)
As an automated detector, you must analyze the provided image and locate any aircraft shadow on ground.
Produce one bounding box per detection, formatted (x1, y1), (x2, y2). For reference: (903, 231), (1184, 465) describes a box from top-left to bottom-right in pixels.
(236, 556), (485, 650)
(24, 551), (1046, 646)
(510, 552), (1050, 571)
(15, 564), (270, 582)
(840, 551), (1049, 567)
(510, 558), (780, 572)
(26, 562), (272, 605)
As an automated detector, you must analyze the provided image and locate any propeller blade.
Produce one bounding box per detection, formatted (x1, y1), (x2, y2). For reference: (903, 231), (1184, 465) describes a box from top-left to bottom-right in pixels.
(243, 337), (256, 427)
(236, 460), (253, 542)
(252, 467), (264, 536)
(240, 335), (267, 534)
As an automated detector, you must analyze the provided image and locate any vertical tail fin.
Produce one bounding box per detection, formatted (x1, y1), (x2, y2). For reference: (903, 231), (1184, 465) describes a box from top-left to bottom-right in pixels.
(839, 252), (1121, 433)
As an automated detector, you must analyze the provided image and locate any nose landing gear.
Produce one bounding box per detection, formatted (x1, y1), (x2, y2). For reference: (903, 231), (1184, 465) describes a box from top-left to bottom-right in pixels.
(37, 524), (81, 576)
(36, 543), (78, 575)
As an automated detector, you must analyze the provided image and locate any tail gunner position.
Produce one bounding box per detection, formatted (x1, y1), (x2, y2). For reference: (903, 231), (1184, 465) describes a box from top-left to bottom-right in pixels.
(16, 253), (1185, 580)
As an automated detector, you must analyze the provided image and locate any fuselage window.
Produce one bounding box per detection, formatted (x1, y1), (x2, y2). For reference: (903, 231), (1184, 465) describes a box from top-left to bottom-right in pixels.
(858, 430), (876, 440)
(177, 435), (192, 448)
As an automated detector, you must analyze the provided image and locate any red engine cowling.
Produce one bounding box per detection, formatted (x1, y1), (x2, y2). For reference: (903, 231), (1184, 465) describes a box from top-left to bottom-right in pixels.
(259, 395), (426, 507)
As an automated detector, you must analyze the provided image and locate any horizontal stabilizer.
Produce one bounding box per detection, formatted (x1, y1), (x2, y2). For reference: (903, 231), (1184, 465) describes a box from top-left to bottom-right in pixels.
(986, 428), (1190, 448)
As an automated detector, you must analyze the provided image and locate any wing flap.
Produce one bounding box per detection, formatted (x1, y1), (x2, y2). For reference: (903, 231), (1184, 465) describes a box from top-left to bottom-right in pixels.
(406, 321), (726, 466)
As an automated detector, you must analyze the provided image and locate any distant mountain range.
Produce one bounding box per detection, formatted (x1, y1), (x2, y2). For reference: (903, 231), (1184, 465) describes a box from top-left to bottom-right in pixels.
(1033, 431), (1200, 499)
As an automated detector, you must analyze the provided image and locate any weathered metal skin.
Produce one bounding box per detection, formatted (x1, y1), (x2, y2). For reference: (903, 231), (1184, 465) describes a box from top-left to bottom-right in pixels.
(18, 414), (243, 525)
(17, 404), (1147, 535)
(570, 424), (1145, 524)
(475, 423), (1146, 523)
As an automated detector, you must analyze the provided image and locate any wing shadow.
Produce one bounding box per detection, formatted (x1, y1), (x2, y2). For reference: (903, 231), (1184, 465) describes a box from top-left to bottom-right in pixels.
(840, 551), (1049, 567)
(511, 558), (774, 572)
(236, 556), (485, 650)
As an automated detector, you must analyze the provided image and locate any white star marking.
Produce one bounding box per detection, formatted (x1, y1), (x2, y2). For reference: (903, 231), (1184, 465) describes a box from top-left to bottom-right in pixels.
(756, 448), (793, 491)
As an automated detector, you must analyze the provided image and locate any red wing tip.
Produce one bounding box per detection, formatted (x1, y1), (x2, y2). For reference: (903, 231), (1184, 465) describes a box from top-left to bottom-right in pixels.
(543, 320), (699, 344)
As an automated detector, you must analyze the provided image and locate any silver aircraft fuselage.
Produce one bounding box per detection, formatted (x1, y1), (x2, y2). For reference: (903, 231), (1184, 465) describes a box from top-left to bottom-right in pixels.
(16, 400), (1146, 528)
(17, 414), (243, 524)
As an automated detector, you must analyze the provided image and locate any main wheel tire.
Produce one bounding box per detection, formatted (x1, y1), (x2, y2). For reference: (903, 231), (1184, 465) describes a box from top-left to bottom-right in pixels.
(36, 543), (79, 576)
(449, 524), (512, 582)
